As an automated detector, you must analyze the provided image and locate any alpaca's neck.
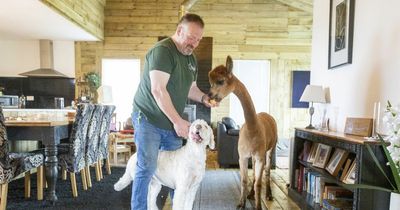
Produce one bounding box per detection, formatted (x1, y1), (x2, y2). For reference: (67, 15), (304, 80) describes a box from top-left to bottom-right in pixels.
(232, 77), (258, 126)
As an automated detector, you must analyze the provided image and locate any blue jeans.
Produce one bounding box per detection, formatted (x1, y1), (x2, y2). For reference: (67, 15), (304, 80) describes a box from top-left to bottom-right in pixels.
(131, 111), (182, 210)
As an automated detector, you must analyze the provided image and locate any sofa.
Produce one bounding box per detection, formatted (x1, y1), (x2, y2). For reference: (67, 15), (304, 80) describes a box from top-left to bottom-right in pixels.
(217, 117), (275, 168)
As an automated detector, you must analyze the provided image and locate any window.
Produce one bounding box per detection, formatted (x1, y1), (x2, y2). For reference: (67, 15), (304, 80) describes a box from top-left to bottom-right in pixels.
(229, 60), (270, 126)
(102, 59), (140, 126)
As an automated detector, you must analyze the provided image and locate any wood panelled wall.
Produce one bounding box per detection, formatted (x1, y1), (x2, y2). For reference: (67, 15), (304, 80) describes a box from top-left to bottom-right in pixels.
(75, 0), (311, 138)
(40, 0), (106, 40)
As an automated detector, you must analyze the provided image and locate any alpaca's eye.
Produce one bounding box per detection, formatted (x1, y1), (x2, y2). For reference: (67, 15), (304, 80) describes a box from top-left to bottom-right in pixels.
(216, 80), (224, 85)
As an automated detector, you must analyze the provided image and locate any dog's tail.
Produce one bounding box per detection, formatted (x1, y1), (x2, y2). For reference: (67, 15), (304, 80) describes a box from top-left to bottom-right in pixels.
(114, 154), (136, 191)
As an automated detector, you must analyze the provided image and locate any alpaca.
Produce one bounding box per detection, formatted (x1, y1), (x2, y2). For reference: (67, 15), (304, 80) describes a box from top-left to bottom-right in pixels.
(208, 55), (278, 210)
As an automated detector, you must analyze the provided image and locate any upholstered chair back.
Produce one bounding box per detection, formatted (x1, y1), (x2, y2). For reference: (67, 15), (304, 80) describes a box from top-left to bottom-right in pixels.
(0, 107), (13, 184)
(98, 105), (116, 160)
(85, 105), (105, 166)
(61, 103), (95, 172)
(0, 107), (10, 162)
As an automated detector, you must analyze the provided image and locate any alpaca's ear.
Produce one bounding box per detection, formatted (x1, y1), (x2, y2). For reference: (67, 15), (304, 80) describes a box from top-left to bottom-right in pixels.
(208, 126), (215, 150)
(226, 55), (233, 74)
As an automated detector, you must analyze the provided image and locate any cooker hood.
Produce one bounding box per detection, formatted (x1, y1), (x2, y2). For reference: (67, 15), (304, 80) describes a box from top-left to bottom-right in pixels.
(19, 40), (68, 78)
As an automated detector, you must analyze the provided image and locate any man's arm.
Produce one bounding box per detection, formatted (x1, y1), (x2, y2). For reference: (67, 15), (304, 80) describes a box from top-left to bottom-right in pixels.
(188, 82), (218, 107)
(150, 70), (190, 138)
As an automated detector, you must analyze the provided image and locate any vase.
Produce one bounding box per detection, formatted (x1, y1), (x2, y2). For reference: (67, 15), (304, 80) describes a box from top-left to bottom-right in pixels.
(390, 192), (400, 210)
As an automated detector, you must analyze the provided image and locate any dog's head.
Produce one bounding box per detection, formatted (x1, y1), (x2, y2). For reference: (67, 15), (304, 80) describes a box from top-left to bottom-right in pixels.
(189, 119), (215, 150)
(207, 55), (236, 103)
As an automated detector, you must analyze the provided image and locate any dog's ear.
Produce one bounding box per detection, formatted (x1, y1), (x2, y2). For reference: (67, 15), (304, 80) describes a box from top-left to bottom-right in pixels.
(208, 125), (215, 150)
(226, 55), (233, 74)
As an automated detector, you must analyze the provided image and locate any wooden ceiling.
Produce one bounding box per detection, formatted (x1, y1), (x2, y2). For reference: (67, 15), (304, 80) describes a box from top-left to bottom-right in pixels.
(274, 0), (313, 13)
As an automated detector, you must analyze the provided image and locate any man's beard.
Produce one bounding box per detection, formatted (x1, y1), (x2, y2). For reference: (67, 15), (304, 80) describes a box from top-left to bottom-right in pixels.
(181, 44), (194, 55)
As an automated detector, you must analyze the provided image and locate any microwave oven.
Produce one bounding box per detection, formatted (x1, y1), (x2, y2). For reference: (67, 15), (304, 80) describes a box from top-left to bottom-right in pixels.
(0, 95), (19, 108)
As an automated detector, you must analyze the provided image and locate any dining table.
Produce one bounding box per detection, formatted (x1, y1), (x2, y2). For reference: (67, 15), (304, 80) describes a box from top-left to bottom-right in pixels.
(5, 118), (73, 204)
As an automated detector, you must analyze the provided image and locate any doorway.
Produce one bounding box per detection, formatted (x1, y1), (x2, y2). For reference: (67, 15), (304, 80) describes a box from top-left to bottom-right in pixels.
(101, 58), (140, 126)
(229, 60), (270, 126)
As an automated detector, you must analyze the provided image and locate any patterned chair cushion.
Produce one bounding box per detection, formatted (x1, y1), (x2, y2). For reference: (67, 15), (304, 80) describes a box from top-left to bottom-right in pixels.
(0, 107), (44, 184)
(85, 105), (105, 166)
(9, 152), (44, 176)
(98, 105), (116, 160)
(59, 103), (94, 173)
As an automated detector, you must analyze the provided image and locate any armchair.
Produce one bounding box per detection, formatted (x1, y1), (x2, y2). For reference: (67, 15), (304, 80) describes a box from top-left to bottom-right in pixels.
(217, 117), (240, 168)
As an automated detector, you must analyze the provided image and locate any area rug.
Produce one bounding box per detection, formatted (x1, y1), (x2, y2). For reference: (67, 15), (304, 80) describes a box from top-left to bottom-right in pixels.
(7, 168), (256, 210)
(7, 167), (130, 210)
(193, 169), (255, 210)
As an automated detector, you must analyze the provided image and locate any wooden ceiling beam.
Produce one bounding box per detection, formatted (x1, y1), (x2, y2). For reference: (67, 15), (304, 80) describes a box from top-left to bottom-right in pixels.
(180, 0), (200, 17)
(274, 0), (313, 13)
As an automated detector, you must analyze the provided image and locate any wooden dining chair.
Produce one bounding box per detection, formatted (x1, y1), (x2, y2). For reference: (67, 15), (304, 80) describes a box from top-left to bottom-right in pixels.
(97, 105), (116, 179)
(58, 103), (95, 197)
(109, 132), (133, 165)
(0, 107), (44, 209)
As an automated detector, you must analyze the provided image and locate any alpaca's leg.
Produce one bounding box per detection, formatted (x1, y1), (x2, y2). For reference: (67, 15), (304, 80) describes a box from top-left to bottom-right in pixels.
(254, 156), (266, 210)
(265, 149), (273, 200)
(237, 157), (249, 209)
(247, 158), (256, 200)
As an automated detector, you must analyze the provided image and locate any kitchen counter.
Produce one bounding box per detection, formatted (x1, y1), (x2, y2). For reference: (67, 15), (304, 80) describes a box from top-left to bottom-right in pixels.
(3, 108), (75, 112)
(3, 108), (76, 121)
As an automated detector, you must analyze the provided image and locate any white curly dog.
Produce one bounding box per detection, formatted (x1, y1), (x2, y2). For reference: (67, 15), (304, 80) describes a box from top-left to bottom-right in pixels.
(114, 119), (215, 210)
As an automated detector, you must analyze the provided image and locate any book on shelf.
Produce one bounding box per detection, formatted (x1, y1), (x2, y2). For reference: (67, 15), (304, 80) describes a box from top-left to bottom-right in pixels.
(323, 185), (353, 200)
(297, 166), (304, 192)
(322, 198), (353, 210)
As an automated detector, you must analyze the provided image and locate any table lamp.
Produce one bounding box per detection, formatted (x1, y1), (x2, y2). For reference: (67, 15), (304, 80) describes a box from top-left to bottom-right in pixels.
(97, 85), (113, 104)
(299, 85), (326, 129)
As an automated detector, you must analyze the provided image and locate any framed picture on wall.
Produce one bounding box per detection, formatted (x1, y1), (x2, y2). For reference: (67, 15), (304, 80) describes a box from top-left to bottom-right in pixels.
(328, 0), (355, 69)
(291, 71), (310, 108)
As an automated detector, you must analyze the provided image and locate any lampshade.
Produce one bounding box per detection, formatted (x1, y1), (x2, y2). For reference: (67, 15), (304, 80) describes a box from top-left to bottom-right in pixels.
(299, 85), (326, 103)
(97, 85), (113, 104)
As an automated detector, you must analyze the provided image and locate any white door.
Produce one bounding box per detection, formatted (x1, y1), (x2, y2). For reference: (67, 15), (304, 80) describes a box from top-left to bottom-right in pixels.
(102, 58), (140, 125)
(229, 60), (270, 126)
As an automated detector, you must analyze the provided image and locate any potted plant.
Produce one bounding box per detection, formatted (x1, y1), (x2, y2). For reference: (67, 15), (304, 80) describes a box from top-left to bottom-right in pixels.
(348, 101), (400, 210)
(85, 72), (101, 101)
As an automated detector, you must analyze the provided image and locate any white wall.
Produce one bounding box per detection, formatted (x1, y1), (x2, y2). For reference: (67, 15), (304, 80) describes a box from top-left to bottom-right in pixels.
(53, 40), (75, 78)
(311, 0), (400, 132)
(0, 40), (75, 78)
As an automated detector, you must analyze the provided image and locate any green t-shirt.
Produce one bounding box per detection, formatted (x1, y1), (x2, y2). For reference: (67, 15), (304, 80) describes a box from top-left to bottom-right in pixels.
(132, 37), (198, 130)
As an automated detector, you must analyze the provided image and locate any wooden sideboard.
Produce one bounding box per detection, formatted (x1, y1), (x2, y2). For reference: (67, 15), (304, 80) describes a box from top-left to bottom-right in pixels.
(288, 128), (391, 210)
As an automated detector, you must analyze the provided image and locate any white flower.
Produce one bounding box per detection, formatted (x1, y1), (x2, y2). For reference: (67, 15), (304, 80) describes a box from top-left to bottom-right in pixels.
(384, 102), (400, 171)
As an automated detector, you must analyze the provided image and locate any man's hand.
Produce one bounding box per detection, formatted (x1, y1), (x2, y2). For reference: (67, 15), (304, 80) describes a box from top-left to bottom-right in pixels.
(173, 118), (191, 139)
(201, 94), (219, 108)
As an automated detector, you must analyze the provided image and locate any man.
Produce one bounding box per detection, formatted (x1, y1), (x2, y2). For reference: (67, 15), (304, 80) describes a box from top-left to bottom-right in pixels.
(130, 13), (216, 210)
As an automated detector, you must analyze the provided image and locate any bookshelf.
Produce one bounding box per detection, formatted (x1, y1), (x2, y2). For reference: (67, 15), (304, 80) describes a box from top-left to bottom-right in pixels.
(289, 128), (392, 210)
